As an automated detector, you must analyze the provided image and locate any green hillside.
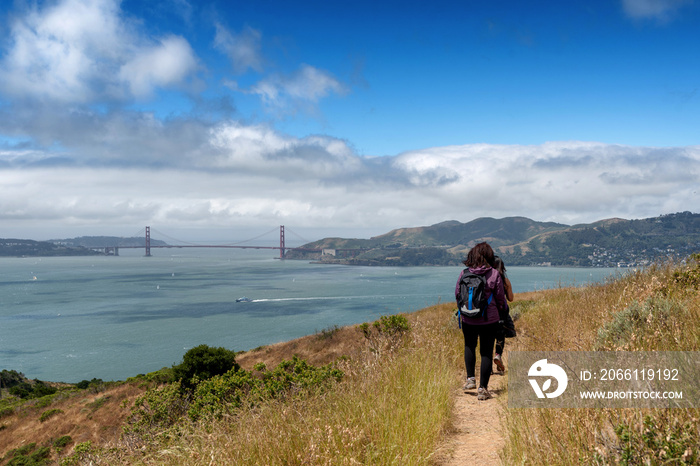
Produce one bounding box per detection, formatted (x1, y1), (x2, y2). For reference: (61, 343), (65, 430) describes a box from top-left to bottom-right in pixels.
(0, 236), (168, 257)
(285, 211), (700, 267)
(0, 239), (101, 257)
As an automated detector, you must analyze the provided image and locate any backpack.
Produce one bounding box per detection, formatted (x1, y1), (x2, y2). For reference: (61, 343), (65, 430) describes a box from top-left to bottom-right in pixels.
(456, 269), (493, 319)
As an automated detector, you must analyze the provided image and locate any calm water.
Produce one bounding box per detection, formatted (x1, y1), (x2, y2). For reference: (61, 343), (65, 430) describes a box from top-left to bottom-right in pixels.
(0, 248), (625, 382)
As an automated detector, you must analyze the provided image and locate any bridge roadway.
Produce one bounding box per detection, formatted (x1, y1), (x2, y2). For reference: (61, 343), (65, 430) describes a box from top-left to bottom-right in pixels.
(113, 245), (322, 252)
(94, 244), (367, 257)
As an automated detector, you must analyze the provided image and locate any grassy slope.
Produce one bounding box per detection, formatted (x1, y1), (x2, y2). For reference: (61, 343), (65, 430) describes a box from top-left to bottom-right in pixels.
(2, 256), (699, 465)
(502, 258), (700, 465)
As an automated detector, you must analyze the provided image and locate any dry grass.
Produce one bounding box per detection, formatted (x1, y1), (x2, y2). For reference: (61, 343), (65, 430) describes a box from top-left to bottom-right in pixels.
(0, 383), (144, 463)
(120, 305), (462, 465)
(502, 259), (700, 465)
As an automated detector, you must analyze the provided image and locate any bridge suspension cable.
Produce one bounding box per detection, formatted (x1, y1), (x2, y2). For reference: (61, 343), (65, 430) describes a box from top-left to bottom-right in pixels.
(225, 227), (280, 245)
(149, 226), (285, 247)
(284, 227), (313, 245)
(149, 228), (200, 246)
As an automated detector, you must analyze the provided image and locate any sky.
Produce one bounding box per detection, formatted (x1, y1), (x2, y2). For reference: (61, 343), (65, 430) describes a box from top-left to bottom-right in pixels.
(0, 0), (698, 243)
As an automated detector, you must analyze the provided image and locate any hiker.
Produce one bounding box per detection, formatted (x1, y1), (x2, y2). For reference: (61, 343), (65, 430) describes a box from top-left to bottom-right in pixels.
(493, 256), (515, 373)
(455, 242), (507, 400)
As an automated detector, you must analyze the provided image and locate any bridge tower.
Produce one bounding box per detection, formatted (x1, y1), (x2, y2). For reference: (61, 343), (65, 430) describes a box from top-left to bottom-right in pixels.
(145, 226), (151, 257)
(279, 225), (285, 259)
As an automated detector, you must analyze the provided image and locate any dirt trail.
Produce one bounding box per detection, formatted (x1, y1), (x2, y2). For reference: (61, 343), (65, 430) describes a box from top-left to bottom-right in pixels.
(436, 370), (507, 465)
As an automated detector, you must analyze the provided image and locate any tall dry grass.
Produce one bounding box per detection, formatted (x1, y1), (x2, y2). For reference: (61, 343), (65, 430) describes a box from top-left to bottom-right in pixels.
(84, 304), (464, 465)
(502, 258), (700, 465)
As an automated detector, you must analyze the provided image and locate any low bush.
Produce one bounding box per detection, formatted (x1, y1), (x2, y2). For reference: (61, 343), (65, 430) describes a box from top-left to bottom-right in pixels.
(605, 413), (698, 465)
(594, 297), (682, 350)
(172, 344), (239, 391)
(124, 355), (344, 442)
(8, 380), (57, 400)
(53, 435), (72, 452)
(189, 355), (343, 421)
(0, 370), (25, 389)
(123, 381), (187, 442)
(39, 408), (63, 422)
(75, 378), (103, 390)
(358, 313), (411, 354)
(4, 442), (51, 466)
(316, 324), (340, 340)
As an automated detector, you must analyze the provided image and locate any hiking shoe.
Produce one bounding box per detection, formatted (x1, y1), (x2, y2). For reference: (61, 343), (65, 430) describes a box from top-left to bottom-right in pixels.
(494, 354), (505, 373)
(463, 377), (476, 390)
(477, 387), (492, 401)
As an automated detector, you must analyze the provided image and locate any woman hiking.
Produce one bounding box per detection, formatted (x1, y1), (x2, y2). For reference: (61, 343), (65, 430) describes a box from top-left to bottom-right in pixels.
(455, 242), (507, 400)
(493, 255), (515, 373)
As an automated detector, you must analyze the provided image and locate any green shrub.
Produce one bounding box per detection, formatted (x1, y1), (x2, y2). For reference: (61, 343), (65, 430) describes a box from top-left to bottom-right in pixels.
(29, 381), (57, 398)
(53, 435), (72, 452)
(172, 344), (240, 391)
(595, 297), (681, 350)
(75, 378), (103, 390)
(39, 408), (63, 422)
(123, 381), (187, 440)
(33, 394), (57, 410)
(86, 396), (109, 412)
(0, 406), (15, 419)
(59, 441), (94, 466)
(359, 314), (411, 354)
(188, 356), (343, 421)
(664, 253), (700, 296)
(316, 324), (340, 340)
(9, 382), (32, 399)
(0, 370), (25, 388)
(5, 442), (51, 466)
(357, 322), (371, 338)
(601, 414), (698, 465)
(373, 314), (410, 334)
(8, 380), (57, 400)
(7, 442), (36, 457)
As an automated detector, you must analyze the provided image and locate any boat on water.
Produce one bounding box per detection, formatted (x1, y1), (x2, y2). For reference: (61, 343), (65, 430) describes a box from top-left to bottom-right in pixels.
(236, 296), (253, 302)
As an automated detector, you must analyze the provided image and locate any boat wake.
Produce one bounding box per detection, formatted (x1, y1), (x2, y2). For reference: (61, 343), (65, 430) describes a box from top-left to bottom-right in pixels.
(250, 294), (426, 303)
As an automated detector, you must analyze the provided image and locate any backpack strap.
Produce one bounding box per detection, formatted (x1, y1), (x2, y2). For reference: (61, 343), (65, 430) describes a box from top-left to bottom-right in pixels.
(483, 293), (493, 320)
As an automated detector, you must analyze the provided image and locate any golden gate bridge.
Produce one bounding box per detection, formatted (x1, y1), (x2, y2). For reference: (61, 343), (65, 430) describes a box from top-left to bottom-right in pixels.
(96, 226), (336, 259)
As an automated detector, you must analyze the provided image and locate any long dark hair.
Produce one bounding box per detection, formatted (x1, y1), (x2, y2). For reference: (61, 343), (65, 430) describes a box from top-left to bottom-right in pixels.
(462, 242), (495, 268)
(493, 255), (506, 275)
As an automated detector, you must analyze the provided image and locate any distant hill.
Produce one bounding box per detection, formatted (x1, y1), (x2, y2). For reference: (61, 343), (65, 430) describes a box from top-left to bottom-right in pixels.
(285, 212), (700, 267)
(50, 236), (168, 248)
(0, 236), (168, 257)
(0, 239), (102, 257)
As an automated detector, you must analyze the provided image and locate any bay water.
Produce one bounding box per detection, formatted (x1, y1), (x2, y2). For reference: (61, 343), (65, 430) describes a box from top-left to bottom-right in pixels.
(0, 248), (625, 382)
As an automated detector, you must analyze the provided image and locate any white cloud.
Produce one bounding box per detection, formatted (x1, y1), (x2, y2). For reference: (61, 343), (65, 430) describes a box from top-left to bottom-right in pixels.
(2, 132), (698, 239)
(250, 64), (348, 114)
(214, 24), (264, 74)
(621, 0), (693, 20)
(0, 0), (199, 103)
(208, 122), (361, 178)
(119, 36), (199, 98)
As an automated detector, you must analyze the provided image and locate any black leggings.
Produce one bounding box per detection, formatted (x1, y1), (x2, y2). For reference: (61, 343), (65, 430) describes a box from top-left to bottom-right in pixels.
(462, 323), (499, 389)
(495, 326), (505, 355)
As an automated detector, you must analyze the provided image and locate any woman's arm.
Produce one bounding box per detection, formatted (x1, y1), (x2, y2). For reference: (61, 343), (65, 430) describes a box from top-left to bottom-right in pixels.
(504, 276), (514, 302)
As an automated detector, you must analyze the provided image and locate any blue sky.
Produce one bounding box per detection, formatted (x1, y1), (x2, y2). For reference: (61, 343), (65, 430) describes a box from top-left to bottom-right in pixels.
(0, 0), (698, 241)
